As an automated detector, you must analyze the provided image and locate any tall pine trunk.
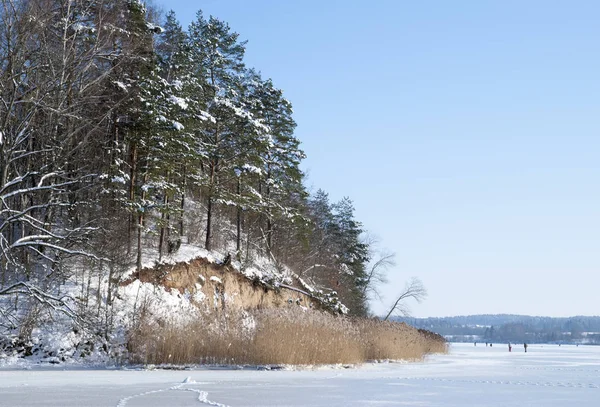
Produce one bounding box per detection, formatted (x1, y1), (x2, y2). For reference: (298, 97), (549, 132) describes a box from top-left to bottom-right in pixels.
(205, 157), (215, 250)
(205, 194), (213, 251)
(136, 172), (147, 271)
(178, 165), (186, 242)
(128, 142), (138, 254)
(205, 122), (219, 251)
(158, 194), (168, 261)
(236, 177), (242, 256)
(266, 167), (273, 252)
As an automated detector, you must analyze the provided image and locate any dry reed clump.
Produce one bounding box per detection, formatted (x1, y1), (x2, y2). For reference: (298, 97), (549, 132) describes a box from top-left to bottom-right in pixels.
(356, 319), (427, 361)
(127, 310), (251, 365)
(249, 308), (363, 365)
(417, 328), (448, 354)
(358, 320), (448, 360)
(127, 308), (447, 366)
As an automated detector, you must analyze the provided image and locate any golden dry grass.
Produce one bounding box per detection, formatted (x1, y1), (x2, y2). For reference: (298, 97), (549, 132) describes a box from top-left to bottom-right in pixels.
(127, 308), (447, 365)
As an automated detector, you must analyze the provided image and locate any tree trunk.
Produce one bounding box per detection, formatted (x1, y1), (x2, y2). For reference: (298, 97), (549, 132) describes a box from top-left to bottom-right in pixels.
(178, 165), (186, 241)
(266, 167), (272, 252)
(266, 216), (272, 252)
(158, 191), (168, 261)
(205, 194), (213, 251)
(136, 172), (147, 271)
(136, 211), (143, 271)
(179, 192), (185, 239)
(236, 177), (242, 255)
(128, 142), (138, 254)
(205, 154), (218, 251)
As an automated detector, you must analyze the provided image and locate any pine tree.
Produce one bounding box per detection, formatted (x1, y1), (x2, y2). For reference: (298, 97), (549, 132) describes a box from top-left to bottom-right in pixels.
(304, 190), (337, 281)
(253, 76), (305, 254)
(188, 12), (248, 250)
(0, 2), (384, 330)
(331, 197), (370, 316)
(156, 10), (212, 249)
(302, 192), (371, 315)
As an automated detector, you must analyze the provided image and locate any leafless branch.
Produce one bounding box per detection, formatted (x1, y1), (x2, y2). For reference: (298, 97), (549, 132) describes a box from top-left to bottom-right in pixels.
(383, 277), (428, 321)
(0, 281), (77, 320)
(361, 251), (394, 301)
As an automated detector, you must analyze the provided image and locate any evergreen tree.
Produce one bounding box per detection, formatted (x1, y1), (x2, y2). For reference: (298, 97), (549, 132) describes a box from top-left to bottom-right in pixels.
(156, 10), (212, 249)
(188, 11), (248, 250)
(331, 197), (370, 316)
(111, 0), (162, 270)
(0, 2), (387, 329)
(253, 76), (305, 253)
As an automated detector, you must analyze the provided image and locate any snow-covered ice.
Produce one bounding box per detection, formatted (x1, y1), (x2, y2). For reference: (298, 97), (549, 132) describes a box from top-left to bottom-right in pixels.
(1, 343), (599, 406)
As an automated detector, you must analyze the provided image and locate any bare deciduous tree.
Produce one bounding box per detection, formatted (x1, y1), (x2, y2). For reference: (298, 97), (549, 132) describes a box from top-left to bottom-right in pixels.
(361, 249), (393, 302)
(0, 0), (147, 336)
(383, 277), (427, 321)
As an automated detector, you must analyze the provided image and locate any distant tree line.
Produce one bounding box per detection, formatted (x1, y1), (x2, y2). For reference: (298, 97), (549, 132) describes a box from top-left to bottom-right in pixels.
(0, 0), (384, 338)
(395, 315), (600, 344)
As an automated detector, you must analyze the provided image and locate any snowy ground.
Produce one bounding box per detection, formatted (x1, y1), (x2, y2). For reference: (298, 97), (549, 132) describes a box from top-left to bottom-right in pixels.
(1, 343), (599, 406)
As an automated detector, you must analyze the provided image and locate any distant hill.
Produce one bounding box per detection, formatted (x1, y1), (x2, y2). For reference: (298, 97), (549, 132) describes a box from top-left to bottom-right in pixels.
(393, 315), (600, 344)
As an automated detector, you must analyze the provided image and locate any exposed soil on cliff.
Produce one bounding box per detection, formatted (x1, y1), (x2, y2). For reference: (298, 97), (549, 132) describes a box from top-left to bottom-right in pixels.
(121, 257), (323, 313)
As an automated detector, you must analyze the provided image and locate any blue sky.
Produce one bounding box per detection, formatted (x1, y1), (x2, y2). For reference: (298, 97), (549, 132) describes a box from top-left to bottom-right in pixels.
(155, 1), (600, 317)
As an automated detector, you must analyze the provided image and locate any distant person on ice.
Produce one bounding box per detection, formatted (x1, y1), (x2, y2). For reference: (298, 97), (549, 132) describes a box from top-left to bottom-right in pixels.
(508, 343), (512, 352)
(524, 343), (528, 353)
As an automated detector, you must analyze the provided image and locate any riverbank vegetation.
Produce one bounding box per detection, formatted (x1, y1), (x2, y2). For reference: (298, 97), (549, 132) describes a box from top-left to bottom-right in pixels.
(129, 308), (447, 366)
(0, 0), (438, 365)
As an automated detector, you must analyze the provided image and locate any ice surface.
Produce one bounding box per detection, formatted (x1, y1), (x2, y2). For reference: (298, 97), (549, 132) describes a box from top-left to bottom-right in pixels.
(1, 343), (599, 406)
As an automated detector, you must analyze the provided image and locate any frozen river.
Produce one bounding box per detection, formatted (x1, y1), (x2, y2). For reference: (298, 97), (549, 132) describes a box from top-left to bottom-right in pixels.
(1, 343), (599, 406)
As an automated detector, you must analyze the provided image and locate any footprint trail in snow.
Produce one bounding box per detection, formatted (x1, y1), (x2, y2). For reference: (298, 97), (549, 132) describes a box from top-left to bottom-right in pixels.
(116, 376), (230, 407)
